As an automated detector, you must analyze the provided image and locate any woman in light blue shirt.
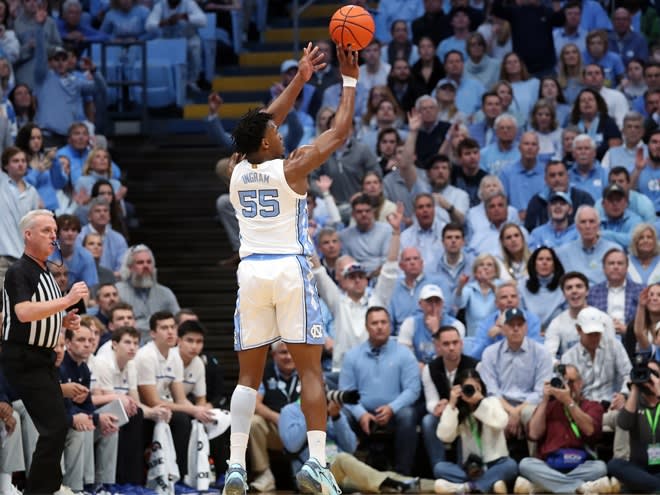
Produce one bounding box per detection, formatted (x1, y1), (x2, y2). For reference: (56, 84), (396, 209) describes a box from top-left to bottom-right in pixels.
(528, 99), (562, 163)
(628, 223), (660, 286)
(75, 147), (122, 196)
(499, 52), (539, 119)
(519, 247), (566, 330)
(538, 76), (571, 127)
(455, 254), (500, 353)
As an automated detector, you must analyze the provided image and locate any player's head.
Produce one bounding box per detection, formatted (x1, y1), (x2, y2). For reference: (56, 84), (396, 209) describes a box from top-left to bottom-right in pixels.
(232, 109), (283, 158)
(178, 319), (206, 361)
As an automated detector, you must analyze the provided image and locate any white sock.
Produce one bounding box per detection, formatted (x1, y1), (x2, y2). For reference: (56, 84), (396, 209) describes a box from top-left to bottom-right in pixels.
(229, 384), (257, 468)
(307, 430), (327, 466)
(0, 473), (11, 493)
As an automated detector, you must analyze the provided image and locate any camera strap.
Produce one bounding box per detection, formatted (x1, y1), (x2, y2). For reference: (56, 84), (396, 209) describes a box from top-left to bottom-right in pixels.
(468, 415), (482, 455)
(563, 407), (581, 439)
(645, 406), (660, 440)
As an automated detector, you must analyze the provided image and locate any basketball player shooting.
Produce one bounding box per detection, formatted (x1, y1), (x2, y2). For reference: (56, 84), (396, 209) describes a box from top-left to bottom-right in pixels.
(224, 43), (359, 495)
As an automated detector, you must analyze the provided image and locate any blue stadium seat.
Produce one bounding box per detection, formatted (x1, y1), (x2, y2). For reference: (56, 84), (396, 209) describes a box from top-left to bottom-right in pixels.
(130, 38), (187, 108)
(90, 42), (123, 104)
(199, 13), (217, 82)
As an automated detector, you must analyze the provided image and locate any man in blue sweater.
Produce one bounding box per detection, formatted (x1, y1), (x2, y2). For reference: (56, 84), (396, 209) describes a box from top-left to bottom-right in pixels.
(33, 27), (105, 145)
(339, 306), (420, 476)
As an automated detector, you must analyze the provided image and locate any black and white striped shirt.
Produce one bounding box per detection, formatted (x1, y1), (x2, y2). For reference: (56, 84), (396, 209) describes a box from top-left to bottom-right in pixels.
(2, 255), (63, 348)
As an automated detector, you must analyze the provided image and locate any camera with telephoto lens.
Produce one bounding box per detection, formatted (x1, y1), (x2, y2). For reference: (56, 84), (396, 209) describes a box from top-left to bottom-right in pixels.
(326, 389), (360, 406)
(631, 353), (652, 385)
(550, 364), (566, 389)
(462, 384), (476, 397)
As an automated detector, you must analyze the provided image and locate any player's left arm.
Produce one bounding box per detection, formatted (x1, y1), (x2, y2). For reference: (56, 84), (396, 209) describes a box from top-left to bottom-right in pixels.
(264, 42), (326, 126)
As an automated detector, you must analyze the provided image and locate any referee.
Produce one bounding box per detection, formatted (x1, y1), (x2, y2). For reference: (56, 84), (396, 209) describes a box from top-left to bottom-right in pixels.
(1, 209), (88, 494)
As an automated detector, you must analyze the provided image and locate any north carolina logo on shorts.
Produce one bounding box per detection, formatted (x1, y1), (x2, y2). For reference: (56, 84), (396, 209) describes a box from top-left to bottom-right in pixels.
(310, 324), (323, 338)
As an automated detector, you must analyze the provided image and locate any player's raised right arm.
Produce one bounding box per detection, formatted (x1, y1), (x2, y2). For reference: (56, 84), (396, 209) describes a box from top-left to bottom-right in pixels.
(284, 45), (359, 187)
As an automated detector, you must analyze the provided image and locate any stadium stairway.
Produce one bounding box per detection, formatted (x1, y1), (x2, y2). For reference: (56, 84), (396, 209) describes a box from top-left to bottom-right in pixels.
(112, 136), (240, 381)
(181, 1), (347, 130)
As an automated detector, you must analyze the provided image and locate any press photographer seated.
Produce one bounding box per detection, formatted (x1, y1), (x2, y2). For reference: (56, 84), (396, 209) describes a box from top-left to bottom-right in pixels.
(515, 364), (618, 494)
(607, 358), (660, 493)
(433, 369), (517, 494)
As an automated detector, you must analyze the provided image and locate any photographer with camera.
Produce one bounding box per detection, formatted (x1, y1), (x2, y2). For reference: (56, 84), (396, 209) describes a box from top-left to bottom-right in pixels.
(421, 326), (479, 472)
(516, 364), (618, 494)
(561, 307), (632, 460)
(607, 359), (660, 492)
(279, 394), (435, 493)
(433, 368), (517, 494)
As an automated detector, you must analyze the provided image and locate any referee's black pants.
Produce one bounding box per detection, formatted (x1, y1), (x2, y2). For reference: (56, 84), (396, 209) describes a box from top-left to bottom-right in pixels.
(1, 344), (68, 495)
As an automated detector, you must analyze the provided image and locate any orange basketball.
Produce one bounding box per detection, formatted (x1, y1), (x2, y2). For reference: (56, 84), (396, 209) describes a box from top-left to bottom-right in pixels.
(329, 5), (375, 51)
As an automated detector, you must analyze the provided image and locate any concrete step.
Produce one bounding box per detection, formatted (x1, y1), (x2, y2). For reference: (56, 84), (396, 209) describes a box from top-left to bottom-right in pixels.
(239, 50), (295, 68)
(183, 101), (262, 119)
(212, 74), (277, 92)
(264, 26), (329, 43)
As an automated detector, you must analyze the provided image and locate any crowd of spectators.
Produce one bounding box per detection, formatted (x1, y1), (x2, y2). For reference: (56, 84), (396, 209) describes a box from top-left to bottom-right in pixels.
(203, 0), (660, 493)
(10, 0), (660, 492)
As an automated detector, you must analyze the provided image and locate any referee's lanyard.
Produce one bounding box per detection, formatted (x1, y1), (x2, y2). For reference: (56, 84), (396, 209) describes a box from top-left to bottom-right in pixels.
(646, 405), (660, 465)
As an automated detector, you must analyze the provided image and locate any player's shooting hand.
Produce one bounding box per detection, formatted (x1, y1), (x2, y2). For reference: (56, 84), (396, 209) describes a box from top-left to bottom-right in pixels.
(297, 42), (326, 82)
(336, 43), (359, 79)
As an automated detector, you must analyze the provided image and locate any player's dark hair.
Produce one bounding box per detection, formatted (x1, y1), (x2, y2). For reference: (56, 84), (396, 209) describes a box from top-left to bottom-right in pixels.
(365, 306), (390, 324)
(560, 271), (589, 291)
(178, 319), (207, 338)
(149, 311), (174, 331)
(232, 109), (274, 155)
(442, 222), (464, 238)
(609, 166), (630, 181)
(111, 326), (140, 343)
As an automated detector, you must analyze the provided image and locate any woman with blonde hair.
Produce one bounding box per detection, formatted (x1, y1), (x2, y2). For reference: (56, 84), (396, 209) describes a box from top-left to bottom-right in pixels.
(557, 43), (584, 104)
(628, 223), (660, 285)
(76, 147), (123, 198)
(455, 253), (501, 343)
(628, 284), (660, 360)
(497, 223), (530, 281)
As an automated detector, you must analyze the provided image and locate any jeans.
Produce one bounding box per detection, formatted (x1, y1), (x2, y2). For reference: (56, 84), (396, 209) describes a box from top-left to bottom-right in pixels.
(392, 406), (419, 475)
(433, 456), (518, 493)
(519, 457), (607, 493)
(608, 458), (660, 493)
(422, 414), (447, 467)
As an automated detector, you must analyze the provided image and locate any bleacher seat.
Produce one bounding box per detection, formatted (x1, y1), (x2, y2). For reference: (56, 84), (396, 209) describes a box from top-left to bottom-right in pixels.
(130, 38), (187, 108)
(90, 42), (124, 105)
(199, 13), (217, 83)
(229, 0), (268, 54)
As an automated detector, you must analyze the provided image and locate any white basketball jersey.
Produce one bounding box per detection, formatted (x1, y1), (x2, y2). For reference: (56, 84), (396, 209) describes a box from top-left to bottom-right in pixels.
(229, 158), (314, 258)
